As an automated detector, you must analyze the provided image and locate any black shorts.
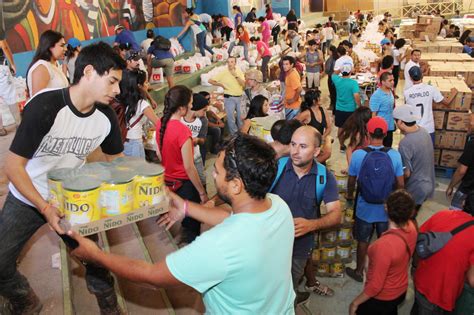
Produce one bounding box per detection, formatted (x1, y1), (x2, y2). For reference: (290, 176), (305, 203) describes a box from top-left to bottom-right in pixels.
(335, 110), (354, 128)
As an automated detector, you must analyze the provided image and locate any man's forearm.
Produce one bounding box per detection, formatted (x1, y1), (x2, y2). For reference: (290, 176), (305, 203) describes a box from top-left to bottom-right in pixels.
(94, 251), (178, 288)
(188, 202), (231, 226)
(448, 167), (465, 190)
(312, 202), (342, 231)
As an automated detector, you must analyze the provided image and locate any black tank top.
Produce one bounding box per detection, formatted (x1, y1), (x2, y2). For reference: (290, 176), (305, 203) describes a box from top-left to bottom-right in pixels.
(308, 107), (326, 135)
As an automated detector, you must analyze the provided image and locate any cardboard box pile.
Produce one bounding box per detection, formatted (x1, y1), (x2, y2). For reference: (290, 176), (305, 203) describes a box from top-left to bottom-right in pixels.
(425, 76), (472, 168)
(412, 40), (464, 53)
(400, 15), (443, 41)
(421, 53), (474, 63)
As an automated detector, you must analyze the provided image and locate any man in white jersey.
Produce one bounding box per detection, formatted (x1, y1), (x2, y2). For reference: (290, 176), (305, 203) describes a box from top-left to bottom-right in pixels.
(404, 66), (457, 143)
(0, 42), (126, 314)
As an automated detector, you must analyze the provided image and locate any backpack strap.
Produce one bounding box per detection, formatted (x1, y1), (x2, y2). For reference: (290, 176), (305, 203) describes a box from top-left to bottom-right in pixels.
(385, 230), (412, 256)
(450, 220), (474, 236)
(380, 147), (392, 153)
(269, 156), (289, 192)
(316, 162), (327, 205)
(362, 147), (374, 153)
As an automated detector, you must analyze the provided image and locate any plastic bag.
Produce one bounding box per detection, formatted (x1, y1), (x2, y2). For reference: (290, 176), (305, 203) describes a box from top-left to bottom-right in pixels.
(149, 67), (164, 84)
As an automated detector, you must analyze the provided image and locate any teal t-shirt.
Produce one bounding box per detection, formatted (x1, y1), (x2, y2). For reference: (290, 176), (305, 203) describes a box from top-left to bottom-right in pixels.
(166, 194), (295, 315)
(332, 74), (360, 112)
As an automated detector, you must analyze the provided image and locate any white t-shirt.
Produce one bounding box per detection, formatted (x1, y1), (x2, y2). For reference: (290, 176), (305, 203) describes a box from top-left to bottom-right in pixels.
(392, 48), (401, 66)
(404, 60), (420, 91)
(404, 83), (444, 133)
(267, 19), (277, 29)
(323, 27), (334, 40)
(141, 38), (154, 55)
(199, 13), (212, 24)
(334, 55), (354, 72)
(181, 116), (203, 159)
(9, 88), (123, 206)
(126, 99), (150, 140)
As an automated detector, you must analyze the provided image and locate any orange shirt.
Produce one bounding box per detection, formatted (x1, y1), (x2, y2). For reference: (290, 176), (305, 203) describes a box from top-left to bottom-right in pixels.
(237, 29), (250, 44)
(284, 69), (302, 109)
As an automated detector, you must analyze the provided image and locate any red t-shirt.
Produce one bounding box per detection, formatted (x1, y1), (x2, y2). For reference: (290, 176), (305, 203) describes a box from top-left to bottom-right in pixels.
(364, 221), (417, 300)
(156, 119), (192, 180)
(414, 210), (474, 311)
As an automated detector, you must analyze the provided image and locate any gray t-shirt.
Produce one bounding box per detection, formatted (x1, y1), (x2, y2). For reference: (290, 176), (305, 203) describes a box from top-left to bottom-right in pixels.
(398, 127), (435, 205)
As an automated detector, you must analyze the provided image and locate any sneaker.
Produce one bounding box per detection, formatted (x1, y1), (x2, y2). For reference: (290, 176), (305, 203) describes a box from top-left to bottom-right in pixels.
(305, 280), (335, 297)
(345, 267), (363, 283)
(8, 288), (43, 315)
(294, 291), (310, 306)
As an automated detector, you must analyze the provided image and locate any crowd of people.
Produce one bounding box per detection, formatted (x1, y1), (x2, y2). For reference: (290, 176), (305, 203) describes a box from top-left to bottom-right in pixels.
(0, 5), (473, 315)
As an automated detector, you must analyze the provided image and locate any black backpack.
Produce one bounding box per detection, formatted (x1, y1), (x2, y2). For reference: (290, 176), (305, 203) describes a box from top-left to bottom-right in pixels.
(152, 35), (171, 51)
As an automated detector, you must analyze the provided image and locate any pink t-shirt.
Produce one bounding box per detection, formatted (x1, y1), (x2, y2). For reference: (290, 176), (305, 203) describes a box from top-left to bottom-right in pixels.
(261, 21), (271, 36)
(257, 41), (272, 57)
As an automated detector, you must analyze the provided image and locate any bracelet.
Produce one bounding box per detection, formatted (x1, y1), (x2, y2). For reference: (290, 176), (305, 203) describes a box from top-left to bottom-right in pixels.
(41, 203), (51, 214)
(199, 192), (206, 196)
(183, 200), (189, 217)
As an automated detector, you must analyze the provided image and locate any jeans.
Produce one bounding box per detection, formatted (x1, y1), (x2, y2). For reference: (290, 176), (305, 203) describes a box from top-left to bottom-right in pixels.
(228, 40), (249, 61)
(291, 35), (300, 52)
(323, 39), (332, 55)
(285, 108), (300, 120)
(224, 96), (243, 135)
(261, 55), (271, 82)
(450, 189), (467, 210)
(196, 31), (214, 57)
(411, 290), (452, 315)
(393, 65), (400, 88)
(430, 132), (435, 145)
(124, 139), (145, 158)
(328, 74), (337, 111)
(354, 217), (389, 243)
(176, 180), (201, 243)
(291, 257), (307, 291)
(0, 193), (114, 300)
(271, 25), (281, 45)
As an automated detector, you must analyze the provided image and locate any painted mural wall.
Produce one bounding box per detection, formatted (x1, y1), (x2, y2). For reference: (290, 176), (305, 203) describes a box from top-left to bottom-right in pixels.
(1, 0), (187, 54)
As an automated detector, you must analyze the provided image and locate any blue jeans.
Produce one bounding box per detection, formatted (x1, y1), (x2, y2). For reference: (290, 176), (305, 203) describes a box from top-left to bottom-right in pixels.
(285, 108), (300, 120)
(0, 193), (115, 300)
(224, 96), (243, 135)
(124, 139), (145, 158)
(354, 216), (389, 243)
(196, 31), (214, 57)
(228, 41), (249, 61)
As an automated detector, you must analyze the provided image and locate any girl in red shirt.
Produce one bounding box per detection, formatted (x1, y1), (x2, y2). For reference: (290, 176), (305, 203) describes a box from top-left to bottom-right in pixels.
(156, 85), (208, 243)
(228, 25), (250, 61)
(349, 190), (418, 315)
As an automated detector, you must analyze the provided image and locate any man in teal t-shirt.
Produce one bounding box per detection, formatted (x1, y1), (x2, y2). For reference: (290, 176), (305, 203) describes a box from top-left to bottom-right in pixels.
(66, 134), (296, 314)
(332, 64), (361, 151)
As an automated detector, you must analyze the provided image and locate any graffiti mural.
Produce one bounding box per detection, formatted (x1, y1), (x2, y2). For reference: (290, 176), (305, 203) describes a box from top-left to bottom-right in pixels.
(1, 0), (187, 53)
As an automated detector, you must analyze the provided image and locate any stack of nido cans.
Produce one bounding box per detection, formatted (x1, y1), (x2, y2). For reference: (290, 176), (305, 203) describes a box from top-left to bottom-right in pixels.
(47, 157), (165, 226)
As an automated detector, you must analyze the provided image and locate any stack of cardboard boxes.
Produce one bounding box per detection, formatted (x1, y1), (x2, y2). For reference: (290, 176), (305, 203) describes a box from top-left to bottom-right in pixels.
(412, 40), (464, 53)
(421, 53), (473, 63)
(426, 77), (472, 168)
(400, 15), (443, 41)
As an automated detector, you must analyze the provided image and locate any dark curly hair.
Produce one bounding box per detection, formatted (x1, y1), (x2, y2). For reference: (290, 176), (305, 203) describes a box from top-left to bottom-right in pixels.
(386, 190), (415, 227)
(340, 107), (372, 148)
(220, 133), (277, 199)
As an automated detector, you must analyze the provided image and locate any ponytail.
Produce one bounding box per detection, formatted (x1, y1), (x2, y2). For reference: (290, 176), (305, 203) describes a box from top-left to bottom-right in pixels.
(159, 85), (193, 151)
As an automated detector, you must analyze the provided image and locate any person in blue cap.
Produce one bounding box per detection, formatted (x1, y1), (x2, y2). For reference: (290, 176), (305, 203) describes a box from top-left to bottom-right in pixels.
(63, 38), (81, 83)
(381, 38), (392, 57)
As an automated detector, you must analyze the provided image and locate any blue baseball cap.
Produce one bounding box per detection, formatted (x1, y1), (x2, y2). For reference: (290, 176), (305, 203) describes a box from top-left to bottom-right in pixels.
(67, 38), (81, 49)
(381, 38), (391, 45)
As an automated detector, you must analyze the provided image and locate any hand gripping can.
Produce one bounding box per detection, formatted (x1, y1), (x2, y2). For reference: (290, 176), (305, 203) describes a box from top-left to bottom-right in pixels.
(47, 168), (73, 214)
